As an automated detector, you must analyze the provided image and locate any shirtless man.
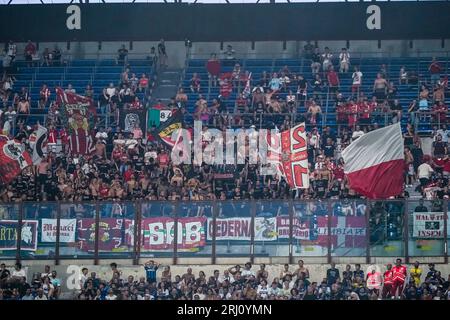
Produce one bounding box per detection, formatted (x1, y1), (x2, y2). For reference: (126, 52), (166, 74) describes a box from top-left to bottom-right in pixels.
(94, 139), (107, 159)
(373, 73), (388, 102)
(294, 260), (310, 279)
(307, 99), (322, 125)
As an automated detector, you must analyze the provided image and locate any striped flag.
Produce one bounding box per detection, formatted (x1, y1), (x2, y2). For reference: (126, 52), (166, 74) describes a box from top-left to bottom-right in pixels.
(342, 123), (404, 199)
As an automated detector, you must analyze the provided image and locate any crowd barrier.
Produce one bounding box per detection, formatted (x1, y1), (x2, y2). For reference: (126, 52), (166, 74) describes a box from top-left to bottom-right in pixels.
(0, 199), (448, 265)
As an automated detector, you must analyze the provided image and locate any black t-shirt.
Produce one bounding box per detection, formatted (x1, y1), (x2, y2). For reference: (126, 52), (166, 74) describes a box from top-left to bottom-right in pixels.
(312, 53), (321, 63)
(414, 205), (428, 212)
(67, 163), (76, 175)
(0, 269), (10, 280)
(158, 43), (166, 55)
(433, 141), (447, 155)
(326, 268), (340, 285)
(329, 184), (340, 197)
(323, 144), (335, 158)
(298, 79), (307, 90)
(118, 48), (128, 58)
(314, 179), (327, 196)
(390, 102), (402, 111)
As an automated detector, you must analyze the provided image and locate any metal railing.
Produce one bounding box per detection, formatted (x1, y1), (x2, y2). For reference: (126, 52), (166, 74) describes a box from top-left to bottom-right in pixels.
(1, 199), (448, 265)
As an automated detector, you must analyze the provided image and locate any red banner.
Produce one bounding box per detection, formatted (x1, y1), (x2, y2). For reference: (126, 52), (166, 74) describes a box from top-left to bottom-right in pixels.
(0, 136), (32, 185)
(141, 217), (206, 251)
(56, 87), (95, 156)
(281, 123), (309, 189)
(77, 218), (124, 252)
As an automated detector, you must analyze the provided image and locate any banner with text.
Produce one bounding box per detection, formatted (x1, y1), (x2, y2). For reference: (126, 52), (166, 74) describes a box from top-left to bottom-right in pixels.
(207, 217), (278, 241)
(413, 212), (447, 238)
(141, 217), (206, 251)
(0, 220), (38, 251)
(317, 216), (367, 248)
(41, 219), (77, 243)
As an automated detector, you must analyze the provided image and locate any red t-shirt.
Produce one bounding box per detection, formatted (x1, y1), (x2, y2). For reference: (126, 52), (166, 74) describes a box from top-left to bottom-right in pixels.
(347, 103), (358, 126)
(206, 60), (221, 76)
(443, 159), (450, 173)
(433, 157), (446, 168)
(99, 186), (110, 198)
(327, 71), (339, 86)
(333, 165), (345, 181)
(48, 129), (58, 144)
(359, 102), (371, 119)
(220, 83), (233, 98)
(139, 78), (149, 87)
(124, 169), (134, 182)
(25, 43), (36, 55)
(158, 153), (169, 167)
(337, 104), (346, 121)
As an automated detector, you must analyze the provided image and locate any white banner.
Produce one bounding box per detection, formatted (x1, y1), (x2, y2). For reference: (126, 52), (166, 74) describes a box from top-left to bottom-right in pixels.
(207, 217), (277, 241)
(413, 212), (445, 238)
(254, 217), (277, 241)
(41, 219), (77, 243)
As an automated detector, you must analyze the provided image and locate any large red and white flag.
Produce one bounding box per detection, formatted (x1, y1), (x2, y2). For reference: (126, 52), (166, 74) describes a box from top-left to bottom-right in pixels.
(341, 123), (404, 199)
(0, 135), (32, 185)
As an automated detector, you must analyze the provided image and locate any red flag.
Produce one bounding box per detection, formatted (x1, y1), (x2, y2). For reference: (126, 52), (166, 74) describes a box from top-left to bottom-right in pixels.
(0, 135), (32, 185)
(56, 87), (95, 156)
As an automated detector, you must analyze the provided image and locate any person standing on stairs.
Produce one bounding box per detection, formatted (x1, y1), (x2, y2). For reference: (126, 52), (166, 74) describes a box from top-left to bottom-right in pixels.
(158, 39), (168, 69)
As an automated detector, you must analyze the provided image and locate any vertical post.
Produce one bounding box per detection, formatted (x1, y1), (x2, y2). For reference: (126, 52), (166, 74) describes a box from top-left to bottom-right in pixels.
(94, 202), (100, 265)
(327, 200), (332, 264)
(55, 202), (61, 265)
(289, 199), (294, 264)
(16, 203), (23, 265)
(132, 201), (141, 265)
(365, 199), (371, 264)
(404, 199), (410, 264)
(444, 199), (448, 264)
(250, 201), (256, 264)
(173, 203), (179, 266)
(212, 202), (218, 265)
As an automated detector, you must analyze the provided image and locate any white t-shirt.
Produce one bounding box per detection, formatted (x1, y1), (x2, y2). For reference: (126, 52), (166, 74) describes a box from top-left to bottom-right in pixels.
(241, 269), (256, 278)
(95, 132), (108, 140)
(106, 87), (116, 97)
(339, 52), (350, 63)
(105, 294), (118, 300)
(352, 71), (363, 85)
(418, 163), (434, 179)
(12, 269), (26, 280)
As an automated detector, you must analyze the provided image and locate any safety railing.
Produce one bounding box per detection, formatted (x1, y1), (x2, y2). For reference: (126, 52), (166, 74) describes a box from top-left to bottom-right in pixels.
(1, 199), (448, 265)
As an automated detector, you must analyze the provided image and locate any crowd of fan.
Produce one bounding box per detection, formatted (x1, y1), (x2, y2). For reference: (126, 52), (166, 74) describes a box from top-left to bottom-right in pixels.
(0, 42), (449, 204)
(1, 259), (449, 300)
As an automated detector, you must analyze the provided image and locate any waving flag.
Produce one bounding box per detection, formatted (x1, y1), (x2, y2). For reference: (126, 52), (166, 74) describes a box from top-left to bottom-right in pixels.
(28, 124), (48, 165)
(56, 87), (95, 156)
(0, 135), (32, 185)
(151, 109), (184, 147)
(342, 123), (404, 199)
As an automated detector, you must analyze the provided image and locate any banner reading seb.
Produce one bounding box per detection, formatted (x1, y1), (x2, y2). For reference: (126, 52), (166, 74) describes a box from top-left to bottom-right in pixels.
(141, 217), (206, 251)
